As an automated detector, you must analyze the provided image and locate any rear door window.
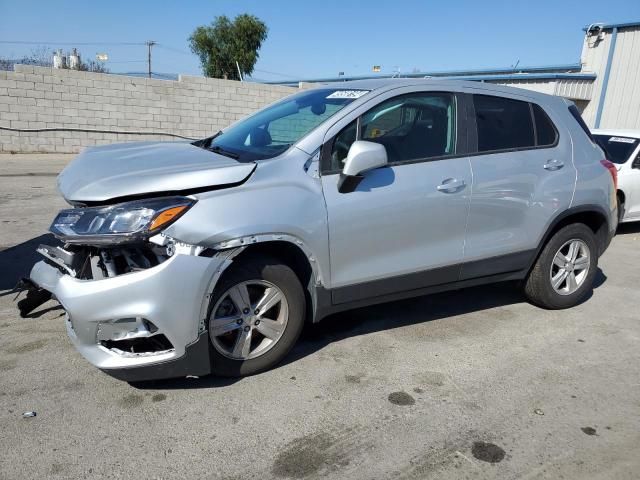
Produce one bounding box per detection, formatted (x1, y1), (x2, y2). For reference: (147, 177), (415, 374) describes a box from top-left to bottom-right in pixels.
(473, 95), (535, 152)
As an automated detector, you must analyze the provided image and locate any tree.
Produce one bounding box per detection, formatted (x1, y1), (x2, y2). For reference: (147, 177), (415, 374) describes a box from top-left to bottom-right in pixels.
(189, 14), (268, 80)
(0, 46), (109, 73)
(78, 59), (109, 73)
(0, 46), (52, 71)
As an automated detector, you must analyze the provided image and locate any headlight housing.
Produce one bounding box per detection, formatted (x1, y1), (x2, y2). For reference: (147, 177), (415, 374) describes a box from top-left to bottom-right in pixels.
(50, 197), (195, 245)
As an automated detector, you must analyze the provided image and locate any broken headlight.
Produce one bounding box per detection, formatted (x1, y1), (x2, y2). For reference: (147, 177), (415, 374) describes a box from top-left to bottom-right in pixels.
(50, 196), (194, 245)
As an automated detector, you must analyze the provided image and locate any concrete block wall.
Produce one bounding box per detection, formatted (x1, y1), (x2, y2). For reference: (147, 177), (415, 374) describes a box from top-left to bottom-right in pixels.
(0, 65), (298, 153)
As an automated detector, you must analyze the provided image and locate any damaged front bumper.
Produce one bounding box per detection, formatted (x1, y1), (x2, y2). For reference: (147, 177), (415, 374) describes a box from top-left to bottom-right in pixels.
(27, 246), (237, 381)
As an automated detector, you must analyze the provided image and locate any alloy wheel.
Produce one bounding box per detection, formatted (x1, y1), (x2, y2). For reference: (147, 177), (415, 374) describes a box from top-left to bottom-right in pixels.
(209, 280), (289, 360)
(549, 239), (590, 296)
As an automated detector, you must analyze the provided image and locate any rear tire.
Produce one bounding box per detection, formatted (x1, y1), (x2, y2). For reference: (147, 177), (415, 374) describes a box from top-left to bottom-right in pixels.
(524, 224), (598, 309)
(207, 255), (305, 377)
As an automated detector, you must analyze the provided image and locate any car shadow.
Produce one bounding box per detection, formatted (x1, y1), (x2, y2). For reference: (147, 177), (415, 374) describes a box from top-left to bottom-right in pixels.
(0, 233), (60, 294)
(22, 303), (65, 319)
(617, 222), (640, 235)
(136, 269), (607, 390)
(284, 269), (606, 367)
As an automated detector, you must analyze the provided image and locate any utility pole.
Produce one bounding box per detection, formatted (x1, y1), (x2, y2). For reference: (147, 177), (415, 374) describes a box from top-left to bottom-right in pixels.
(146, 40), (156, 78)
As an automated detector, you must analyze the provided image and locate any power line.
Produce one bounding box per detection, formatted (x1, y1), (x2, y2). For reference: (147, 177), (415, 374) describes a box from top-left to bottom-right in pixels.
(113, 71), (180, 80)
(150, 72), (180, 79)
(252, 68), (300, 79)
(0, 40), (192, 57)
(102, 60), (147, 64)
(0, 40), (146, 46)
(155, 43), (191, 55)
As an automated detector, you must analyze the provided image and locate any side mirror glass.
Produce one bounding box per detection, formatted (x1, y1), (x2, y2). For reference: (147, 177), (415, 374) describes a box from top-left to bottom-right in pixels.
(338, 141), (388, 193)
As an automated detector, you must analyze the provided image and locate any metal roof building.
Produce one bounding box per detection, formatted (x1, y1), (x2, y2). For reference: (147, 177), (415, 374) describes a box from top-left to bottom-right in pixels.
(579, 21), (640, 129)
(262, 21), (640, 130)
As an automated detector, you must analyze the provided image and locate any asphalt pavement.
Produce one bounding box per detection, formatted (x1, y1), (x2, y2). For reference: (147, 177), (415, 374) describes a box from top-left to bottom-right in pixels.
(1, 154), (639, 479)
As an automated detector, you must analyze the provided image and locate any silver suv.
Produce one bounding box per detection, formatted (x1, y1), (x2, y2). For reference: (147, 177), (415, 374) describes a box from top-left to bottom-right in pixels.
(21, 79), (618, 381)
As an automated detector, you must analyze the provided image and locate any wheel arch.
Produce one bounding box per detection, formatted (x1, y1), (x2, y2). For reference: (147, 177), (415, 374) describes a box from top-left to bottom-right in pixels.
(211, 237), (321, 324)
(531, 205), (611, 273)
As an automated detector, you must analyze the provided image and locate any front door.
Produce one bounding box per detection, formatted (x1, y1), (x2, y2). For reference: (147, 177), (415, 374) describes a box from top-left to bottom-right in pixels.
(320, 91), (472, 304)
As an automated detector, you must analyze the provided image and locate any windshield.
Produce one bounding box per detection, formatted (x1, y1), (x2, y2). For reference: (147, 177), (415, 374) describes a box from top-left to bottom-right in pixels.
(593, 134), (639, 164)
(203, 88), (369, 162)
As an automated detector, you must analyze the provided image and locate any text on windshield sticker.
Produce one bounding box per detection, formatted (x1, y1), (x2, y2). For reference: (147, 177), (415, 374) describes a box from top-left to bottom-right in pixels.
(326, 90), (369, 99)
(609, 136), (636, 143)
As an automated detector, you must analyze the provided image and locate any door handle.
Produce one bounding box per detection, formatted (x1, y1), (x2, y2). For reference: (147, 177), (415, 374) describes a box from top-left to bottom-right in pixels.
(437, 178), (466, 193)
(544, 159), (564, 171)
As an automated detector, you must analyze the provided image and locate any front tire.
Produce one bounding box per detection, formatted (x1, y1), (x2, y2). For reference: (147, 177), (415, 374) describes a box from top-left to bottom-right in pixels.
(207, 255), (305, 377)
(524, 224), (598, 309)
(617, 194), (625, 224)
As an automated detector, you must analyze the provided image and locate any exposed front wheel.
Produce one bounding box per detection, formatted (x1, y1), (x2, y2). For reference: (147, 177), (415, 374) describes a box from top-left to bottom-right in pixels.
(524, 224), (598, 309)
(207, 255), (305, 377)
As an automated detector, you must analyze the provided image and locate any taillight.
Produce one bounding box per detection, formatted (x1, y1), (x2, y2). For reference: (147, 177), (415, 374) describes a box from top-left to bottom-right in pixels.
(600, 159), (618, 190)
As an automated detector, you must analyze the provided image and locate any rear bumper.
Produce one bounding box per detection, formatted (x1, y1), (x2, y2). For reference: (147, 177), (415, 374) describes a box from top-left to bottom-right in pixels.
(29, 252), (226, 380)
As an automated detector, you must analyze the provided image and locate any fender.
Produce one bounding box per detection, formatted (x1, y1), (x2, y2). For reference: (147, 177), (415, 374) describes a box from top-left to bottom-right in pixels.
(210, 233), (324, 287)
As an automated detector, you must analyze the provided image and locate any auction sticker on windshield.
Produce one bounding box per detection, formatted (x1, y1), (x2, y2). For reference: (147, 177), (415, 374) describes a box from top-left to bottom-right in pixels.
(609, 136), (637, 143)
(326, 90), (369, 99)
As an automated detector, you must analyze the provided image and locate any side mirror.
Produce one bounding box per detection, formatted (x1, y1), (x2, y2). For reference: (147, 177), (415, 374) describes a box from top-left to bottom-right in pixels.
(338, 141), (388, 193)
(633, 155), (640, 169)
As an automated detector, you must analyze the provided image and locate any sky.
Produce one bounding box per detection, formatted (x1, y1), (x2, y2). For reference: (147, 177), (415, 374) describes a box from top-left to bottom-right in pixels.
(1, 0), (640, 82)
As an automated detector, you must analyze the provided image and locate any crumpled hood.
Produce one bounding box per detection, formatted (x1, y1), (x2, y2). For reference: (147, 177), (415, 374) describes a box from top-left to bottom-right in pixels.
(57, 141), (256, 203)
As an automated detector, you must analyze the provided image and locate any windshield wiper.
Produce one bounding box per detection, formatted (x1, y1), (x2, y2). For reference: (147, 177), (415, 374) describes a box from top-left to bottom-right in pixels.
(208, 145), (240, 160)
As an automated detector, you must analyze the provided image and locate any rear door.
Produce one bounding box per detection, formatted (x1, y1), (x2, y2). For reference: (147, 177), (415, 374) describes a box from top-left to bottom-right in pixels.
(320, 90), (472, 303)
(462, 94), (576, 278)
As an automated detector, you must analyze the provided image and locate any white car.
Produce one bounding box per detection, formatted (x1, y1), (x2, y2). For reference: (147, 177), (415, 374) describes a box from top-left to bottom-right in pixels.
(592, 129), (640, 223)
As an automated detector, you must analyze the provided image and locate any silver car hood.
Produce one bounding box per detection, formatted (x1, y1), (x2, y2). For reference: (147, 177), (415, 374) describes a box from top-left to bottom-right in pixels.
(57, 141), (256, 203)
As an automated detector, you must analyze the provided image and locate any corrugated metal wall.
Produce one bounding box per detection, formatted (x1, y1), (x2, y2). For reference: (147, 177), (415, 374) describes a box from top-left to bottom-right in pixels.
(554, 80), (593, 101)
(494, 79), (593, 101)
(580, 30), (611, 126)
(581, 26), (640, 129)
(599, 27), (640, 129)
(494, 79), (556, 95)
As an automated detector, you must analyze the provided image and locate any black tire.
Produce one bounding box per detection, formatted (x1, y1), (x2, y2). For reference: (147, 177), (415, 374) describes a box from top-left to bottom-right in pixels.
(617, 194), (625, 224)
(207, 255), (305, 377)
(524, 223), (598, 309)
